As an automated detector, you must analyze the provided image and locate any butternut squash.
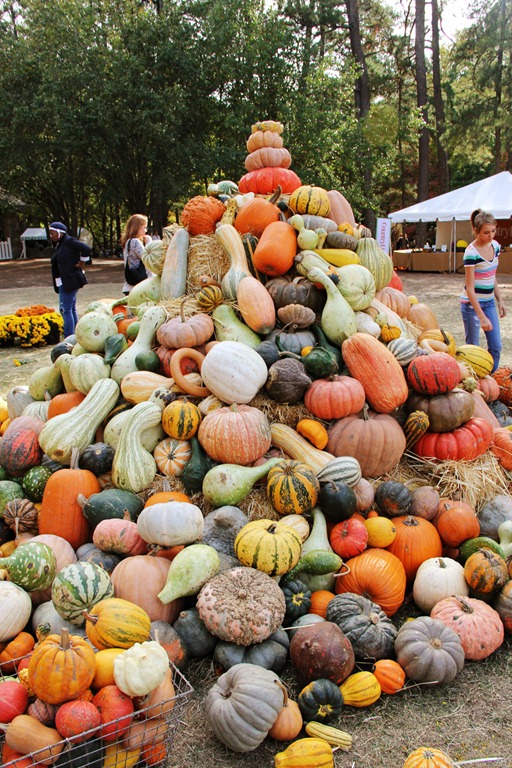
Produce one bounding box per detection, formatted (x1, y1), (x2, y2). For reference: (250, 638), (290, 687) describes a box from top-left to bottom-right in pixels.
(5, 715), (64, 765)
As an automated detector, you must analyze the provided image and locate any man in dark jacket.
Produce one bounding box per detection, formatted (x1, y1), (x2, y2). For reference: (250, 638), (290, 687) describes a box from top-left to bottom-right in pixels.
(49, 222), (92, 338)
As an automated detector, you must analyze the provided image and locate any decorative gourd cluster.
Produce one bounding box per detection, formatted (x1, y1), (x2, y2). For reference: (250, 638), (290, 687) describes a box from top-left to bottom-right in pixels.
(1, 119), (512, 768)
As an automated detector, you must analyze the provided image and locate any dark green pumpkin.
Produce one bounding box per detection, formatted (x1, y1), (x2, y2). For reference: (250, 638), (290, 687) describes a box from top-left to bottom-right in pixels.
(313, 323), (343, 369)
(214, 631), (288, 674)
(135, 349), (161, 372)
(102, 333), (128, 365)
(173, 607), (218, 658)
(54, 735), (104, 768)
(0, 517), (15, 546)
(298, 678), (344, 723)
(50, 340), (74, 363)
(282, 578), (312, 624)
(374, 480), (412, 517)
(78, 488), (144, 528)
(302, 346), (339, 378)
(75, 542), (121, 574)
(40, 454), (66, 474)
(21, 465), (52, 502)
(255, 338), (281, 368)
(325, 593), (397, 660)
(318, 481), (357, 523)
(0, 467), (11, 482)
(181, 436), (216, 495)
(79, 442), (115, 476)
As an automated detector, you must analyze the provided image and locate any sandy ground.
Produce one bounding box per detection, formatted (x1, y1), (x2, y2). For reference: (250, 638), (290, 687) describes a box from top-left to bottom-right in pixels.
(1, 257), (512, 397)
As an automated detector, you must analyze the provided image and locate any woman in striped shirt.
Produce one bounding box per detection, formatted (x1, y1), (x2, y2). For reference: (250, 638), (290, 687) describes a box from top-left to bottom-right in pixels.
(460, 209), (506, 372)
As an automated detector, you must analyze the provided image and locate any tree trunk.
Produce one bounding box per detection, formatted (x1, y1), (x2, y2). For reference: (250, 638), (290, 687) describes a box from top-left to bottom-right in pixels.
(431, 0), (449, 193)
(345, 0), (374, 231)
(493, 0), (506, 172)
(415, 0), (429, 246)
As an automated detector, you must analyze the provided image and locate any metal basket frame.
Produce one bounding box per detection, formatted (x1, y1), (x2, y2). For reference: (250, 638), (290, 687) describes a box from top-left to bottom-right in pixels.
(0, 655), (193, 767)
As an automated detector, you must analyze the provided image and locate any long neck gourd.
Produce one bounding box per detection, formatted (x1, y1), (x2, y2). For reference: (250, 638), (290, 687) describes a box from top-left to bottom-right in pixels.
(297, 506), (337, 591)
(306, 267), (357, 346)
(111, 305), (167, 384)
(160, 227), (189, 301)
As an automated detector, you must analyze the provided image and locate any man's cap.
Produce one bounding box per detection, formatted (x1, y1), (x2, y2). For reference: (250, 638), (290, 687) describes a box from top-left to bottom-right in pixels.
(49, 222), (67, 234)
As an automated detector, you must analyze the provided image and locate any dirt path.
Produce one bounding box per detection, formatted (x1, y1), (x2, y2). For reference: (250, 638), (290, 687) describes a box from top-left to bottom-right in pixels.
(1, 259), (512, 396)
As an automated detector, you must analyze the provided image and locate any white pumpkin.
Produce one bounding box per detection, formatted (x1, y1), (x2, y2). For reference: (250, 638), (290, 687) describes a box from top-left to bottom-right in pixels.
(336, 264), (376, 311)
(114, 640), (169, 697)
(32, 600), (87, 637)
(0, 582), (33, 642)
(69, 353), (111, 394)
(74, 310), (118, 352)
(136, 501), (204, 547)
(413, 556), (469, 613)
(201, 341), (268, 405)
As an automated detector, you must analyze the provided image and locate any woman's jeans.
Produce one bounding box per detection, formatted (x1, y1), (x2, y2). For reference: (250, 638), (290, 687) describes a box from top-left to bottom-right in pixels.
(59, 286), (79, 338)
(460, 299), (501, 373)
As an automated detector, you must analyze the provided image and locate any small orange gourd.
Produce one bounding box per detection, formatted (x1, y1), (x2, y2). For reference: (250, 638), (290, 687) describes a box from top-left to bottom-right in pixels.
(296, 419), (329, 450)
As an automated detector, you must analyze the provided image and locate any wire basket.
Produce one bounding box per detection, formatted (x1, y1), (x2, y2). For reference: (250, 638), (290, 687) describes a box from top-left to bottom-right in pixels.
(0, 655), (193, 767)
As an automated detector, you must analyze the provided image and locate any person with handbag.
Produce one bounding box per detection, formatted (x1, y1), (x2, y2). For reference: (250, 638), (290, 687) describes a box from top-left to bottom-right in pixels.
(49, 221), (91, 338)
(121, 214), (152, 295)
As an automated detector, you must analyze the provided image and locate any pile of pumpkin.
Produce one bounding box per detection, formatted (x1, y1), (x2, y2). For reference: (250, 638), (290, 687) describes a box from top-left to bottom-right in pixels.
(2, 121), (512, 767)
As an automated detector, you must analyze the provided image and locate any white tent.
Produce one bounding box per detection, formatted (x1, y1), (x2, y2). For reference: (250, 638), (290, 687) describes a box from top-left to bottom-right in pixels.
(388, 171), (512, 271)
(20, 227), (49, 259)
(388, 171), (512, 223)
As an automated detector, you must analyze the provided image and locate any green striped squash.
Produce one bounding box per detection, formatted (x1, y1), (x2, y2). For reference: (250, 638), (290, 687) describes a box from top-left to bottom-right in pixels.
(316, 456), (362, 488)
(51, 561), (114, 625)
(387, 337), (424, 366)
(267, 460), (320, 516)
(83, 597), (151, 650)
(289, 185), (331, 217)
(455, 344), (494, 378)
(355, 238), (393, 291)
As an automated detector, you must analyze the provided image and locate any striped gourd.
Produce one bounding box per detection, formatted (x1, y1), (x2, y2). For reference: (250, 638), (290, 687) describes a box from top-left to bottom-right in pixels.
(196, 284), (224, 312)
(141, 239), (166, 276)
(51, 561), (114, 625)
(355, 237), (393, 291)
(403, 410), (430, 451)
(162, 399), (201, 440)
(83, 597), (151, 650)
(275, 738), (334, 768)
(339, 671), (381, 707)
(153, 437), (192, 476)
(336, 263), (376, 311)
(289, 185), (331, 217)
(316, 456), (362, 488)
(270, 423), (335, 474)
(267, 460), (320, 516)
(387, 337), (424, 366)
(455, 344), (494, 378)
(304, 722), (352, 750)
(234, 519), (302, 577)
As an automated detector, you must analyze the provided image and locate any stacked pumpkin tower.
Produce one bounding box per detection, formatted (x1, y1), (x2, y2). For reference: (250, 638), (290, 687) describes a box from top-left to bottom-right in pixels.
(1, 118), (512, 768)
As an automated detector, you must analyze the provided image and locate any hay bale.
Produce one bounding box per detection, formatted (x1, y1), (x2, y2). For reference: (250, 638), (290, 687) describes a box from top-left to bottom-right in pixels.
(187, 234), (229, 293)
(386, 451), (511, 512)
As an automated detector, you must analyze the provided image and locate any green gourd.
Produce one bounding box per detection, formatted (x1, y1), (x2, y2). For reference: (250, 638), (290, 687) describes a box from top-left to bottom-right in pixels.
(127, 275), (162, 310)
(53, 353), (76, 392)
(103, 333), (129, 365)
(313, 324), (343, 368)
(212, 304), (261, 348)
(296, 506), (337, 591)
(111, 401), (162, 492)
(160, 226), (190, 301)
(181, 436), (216, 495)
(28, 362), (65, 401)
(202, 458), (281, 507)
(157, 544), (220, 604)
(110, 305), (167, 384)
(306, 267), (357, 346)
(0, 541), (57, 591)
(77, 488), (144, 528)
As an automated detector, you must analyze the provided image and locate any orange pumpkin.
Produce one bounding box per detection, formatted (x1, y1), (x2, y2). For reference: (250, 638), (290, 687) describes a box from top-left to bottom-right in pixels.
(386, 515), (443, 583)
(110, 555), (182, 623)
(181, 196), (225, 235)
(234, 188), (281, 238)
(490, 427), (512, 470)
(434, 502), (480, 547)
(38, 448), (99, 550)
(308, 590), (336, 619)
(27, 628), (96, 705)
(251, 221), (297, 277)
(47, 391), (86, 420)
(335, 548), (407, 617)
(372, 659), (405, 694)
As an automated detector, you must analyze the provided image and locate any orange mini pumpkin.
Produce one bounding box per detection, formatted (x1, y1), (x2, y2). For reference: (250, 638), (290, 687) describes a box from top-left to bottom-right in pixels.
(27, 628), (96, 705)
